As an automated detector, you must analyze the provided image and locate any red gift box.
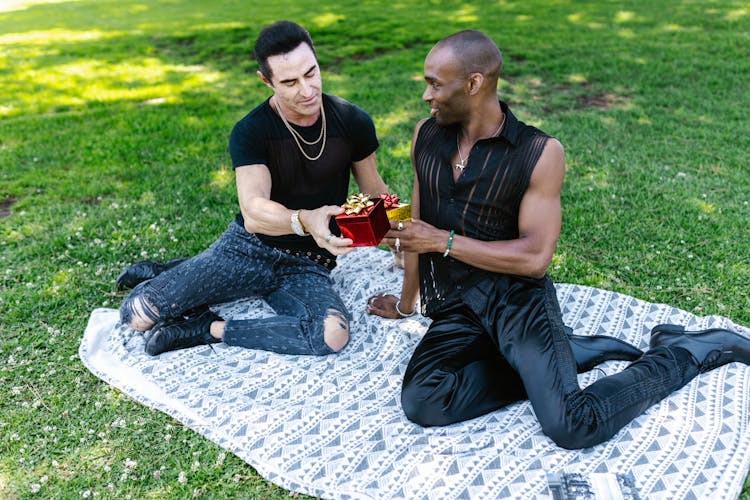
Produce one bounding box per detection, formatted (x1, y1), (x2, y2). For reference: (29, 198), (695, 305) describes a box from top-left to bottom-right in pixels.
(335, 197), (390, 246)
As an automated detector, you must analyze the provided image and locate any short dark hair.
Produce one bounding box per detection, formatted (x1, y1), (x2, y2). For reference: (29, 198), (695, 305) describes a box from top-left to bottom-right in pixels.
(438, 30), (502, 80)
(253, 21), (316, 81)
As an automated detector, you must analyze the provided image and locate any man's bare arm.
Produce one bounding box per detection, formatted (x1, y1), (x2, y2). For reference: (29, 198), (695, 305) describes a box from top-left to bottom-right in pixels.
(235, 164), (354, 254)
(394, 137), (565, 278)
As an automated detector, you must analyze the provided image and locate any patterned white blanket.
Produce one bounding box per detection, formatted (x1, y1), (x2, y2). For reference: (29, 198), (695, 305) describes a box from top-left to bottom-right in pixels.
(80, 247), (750, 499)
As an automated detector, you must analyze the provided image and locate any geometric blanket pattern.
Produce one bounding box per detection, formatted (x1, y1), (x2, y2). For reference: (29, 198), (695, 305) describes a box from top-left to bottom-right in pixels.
(79, 247), (750, 499)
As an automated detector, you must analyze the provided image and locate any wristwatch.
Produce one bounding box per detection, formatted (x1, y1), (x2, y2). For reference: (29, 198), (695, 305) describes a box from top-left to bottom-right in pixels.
(290, 210), (308, 236)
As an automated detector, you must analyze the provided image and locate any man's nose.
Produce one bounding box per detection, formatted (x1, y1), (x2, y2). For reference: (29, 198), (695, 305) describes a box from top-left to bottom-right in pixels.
(300, 80), (314, 97)
(422, 86), (431, 102)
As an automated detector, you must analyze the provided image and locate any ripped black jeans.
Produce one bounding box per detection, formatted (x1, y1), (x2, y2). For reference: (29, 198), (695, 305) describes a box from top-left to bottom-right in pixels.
(400, 274), (699, 449)
(120, 221), (346, 355)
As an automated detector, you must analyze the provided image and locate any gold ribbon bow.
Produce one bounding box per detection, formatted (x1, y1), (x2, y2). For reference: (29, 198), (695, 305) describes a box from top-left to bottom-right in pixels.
(342, 193), (375, 215)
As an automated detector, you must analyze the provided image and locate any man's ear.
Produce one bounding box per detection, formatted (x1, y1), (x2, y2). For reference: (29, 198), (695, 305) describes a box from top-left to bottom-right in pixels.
(467, 72), (484, 96)
(257, 70), (273, 89)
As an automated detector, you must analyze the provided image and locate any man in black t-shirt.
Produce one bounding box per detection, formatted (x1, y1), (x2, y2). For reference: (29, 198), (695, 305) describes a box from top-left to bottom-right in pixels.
(118, 21), (387, 356)
(368, 30), (750, 449)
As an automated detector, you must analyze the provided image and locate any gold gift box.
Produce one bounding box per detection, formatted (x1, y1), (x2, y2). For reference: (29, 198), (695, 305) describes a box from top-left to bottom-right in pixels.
(386, 203), (411, 222)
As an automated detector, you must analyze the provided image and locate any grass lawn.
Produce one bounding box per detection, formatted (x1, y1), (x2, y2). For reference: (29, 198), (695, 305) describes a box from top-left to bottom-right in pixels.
(1, 0), (749, 497)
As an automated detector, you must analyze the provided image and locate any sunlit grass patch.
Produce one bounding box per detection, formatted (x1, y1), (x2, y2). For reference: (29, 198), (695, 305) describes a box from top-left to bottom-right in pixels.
(1, 49), (222, 116)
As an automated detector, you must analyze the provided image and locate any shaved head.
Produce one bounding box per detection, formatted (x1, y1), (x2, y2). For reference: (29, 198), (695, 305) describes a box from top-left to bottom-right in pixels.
(434, 30), (502, 85)
(422, 30), (505, 126)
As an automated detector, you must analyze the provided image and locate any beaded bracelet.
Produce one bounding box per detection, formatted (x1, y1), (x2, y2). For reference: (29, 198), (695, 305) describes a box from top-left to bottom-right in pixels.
(442, 229), (455, 258)
(395, 300), (415, 317)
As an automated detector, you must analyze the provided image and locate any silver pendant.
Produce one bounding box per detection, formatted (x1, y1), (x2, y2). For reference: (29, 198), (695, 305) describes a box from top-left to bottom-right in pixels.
(454, 162), (465, 171)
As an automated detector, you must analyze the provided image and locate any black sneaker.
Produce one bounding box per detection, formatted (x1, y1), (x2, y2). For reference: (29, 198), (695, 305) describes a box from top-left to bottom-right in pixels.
(144, 309), (221, 356)
(116, 257), (187, 290)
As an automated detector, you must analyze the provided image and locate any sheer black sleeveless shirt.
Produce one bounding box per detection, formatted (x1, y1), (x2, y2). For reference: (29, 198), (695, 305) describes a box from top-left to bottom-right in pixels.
(414, 101), (550, 316)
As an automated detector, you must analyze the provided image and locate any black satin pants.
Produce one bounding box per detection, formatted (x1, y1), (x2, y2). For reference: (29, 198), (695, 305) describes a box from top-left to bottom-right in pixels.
(401, 274), (699, 449)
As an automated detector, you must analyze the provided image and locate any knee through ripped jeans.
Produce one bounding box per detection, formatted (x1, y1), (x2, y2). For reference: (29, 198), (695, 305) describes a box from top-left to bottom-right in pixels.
(119, 220), (349, 355)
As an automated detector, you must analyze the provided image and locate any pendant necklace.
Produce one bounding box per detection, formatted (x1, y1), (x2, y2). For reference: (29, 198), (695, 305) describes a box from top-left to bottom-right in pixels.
(455, 113), (506, 172)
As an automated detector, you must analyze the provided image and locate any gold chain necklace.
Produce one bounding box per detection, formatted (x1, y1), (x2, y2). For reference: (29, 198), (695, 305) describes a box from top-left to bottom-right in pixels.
(455, 113), (506, 172)
(274, 98), (327, 161)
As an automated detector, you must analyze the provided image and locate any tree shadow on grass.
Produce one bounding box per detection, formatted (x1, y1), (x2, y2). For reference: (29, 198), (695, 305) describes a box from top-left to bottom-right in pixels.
(3, 0), (748, 223)
(2, 3), (750, 500)
(0, 1), (480, 204)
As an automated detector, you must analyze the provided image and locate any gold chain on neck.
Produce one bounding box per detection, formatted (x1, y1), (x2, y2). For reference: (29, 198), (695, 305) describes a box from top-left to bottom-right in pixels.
(274, 98), (327, 161)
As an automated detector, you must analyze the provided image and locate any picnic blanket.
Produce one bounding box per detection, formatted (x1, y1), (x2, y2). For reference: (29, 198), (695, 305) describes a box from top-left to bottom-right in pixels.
(79, 247), (750, 499)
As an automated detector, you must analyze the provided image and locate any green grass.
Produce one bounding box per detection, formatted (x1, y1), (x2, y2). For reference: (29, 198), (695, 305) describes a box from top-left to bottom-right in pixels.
(2, 0), (749, 497)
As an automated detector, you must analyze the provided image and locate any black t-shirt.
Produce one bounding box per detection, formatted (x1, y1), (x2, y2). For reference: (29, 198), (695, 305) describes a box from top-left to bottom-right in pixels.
(229, 93), (379, 262)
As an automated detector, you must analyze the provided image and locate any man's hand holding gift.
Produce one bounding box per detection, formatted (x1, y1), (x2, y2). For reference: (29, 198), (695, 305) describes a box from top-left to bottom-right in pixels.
(298, 205), (355, 255)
